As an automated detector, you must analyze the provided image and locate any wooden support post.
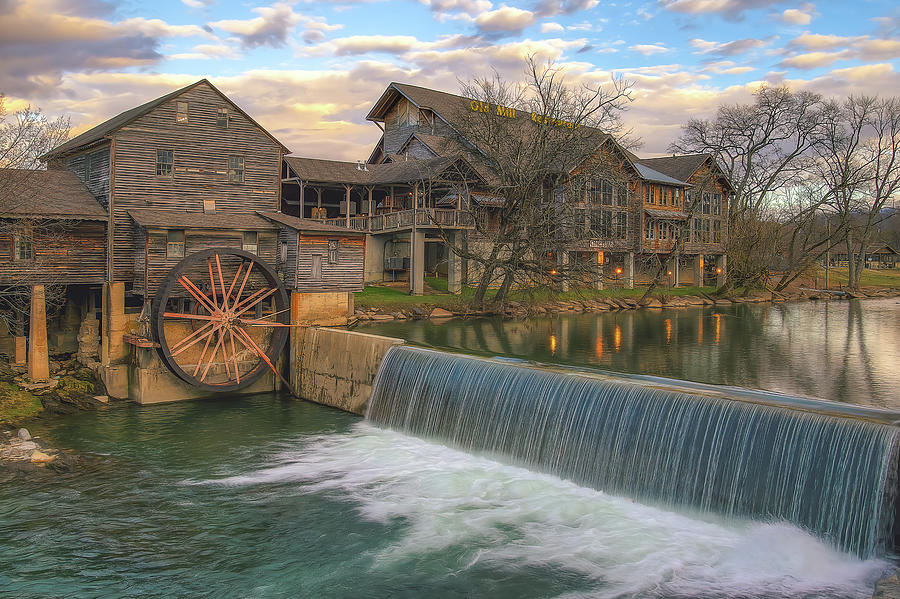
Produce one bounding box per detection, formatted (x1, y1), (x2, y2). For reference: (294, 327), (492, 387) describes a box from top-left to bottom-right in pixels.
(410, 227), (425, 296)
(28, 285), (49, 382)
(624, 252), (635, 289)
(367, 186), (374, 216)
(448, 232), (461, 294)
(344, 185), (351, 228)
(299, 180), (305, 218)
(716, 254), (727, 288)
(693, 255), (704, 287)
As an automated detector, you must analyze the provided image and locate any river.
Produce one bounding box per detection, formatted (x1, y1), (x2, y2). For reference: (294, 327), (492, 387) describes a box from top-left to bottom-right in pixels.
(1, 298), (897, 598)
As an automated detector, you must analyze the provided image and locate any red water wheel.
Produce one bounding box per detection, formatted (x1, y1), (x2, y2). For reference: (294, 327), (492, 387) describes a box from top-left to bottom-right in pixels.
(152, 248), (291, 393)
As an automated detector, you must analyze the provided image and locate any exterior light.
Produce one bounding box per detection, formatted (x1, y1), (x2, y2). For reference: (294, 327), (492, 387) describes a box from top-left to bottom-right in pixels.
(550, 269), (558, 276)
(716, 267), (722, 274)
(615, 267), (622, 275)
(667, 271), (673, 276)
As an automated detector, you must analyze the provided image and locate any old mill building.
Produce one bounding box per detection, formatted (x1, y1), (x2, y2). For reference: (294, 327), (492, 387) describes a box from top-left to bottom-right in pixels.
(1, 78), (729, 400)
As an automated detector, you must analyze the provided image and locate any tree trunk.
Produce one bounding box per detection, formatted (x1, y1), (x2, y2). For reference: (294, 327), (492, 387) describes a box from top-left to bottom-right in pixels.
(472, 245), (502, 309)
(494, 268), (515, 305)
(845, 234), (856, 290)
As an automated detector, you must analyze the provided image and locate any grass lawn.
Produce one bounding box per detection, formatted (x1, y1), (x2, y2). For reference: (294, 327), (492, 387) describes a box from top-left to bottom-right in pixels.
(816, 267), (900, 289)
(355, 277), (719, 311)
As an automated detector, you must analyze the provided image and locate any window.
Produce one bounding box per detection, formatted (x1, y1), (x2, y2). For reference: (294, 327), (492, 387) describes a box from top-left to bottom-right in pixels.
(242, 231), (258, 255)
(601, 180), (613, 206)
(13, 229), (33, 261)
(203, 198), (216, 214)
(588, 180), (602, 204)
(590, 209), (603, 235)
(328, 240), (339, 264)
(713, 220), (721, 243)
(644, 185), (651, 204)
(217, 107), (229, 128)
(614, 212), (627, 239)
(570, 177), (587, 204)
(280, 241), (288, 264)
(311, 255), (323, 281)
(713, 193), (722, 216)
(167, 230), (185, 258)
(674, 188), (681, 208)
(692, 218), (701, 242)
(157, 149), (173, 176)
(176, 101), (189, 124)
(645, 219), (655, 240)
(228, 156), (244, 183)
(702, 193), (711, 215)
(703, 219), (711, 243)
(617, 185), (628, 207)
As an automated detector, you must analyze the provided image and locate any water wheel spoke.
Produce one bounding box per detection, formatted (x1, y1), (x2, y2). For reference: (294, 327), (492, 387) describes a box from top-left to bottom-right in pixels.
(192, 327), (218, 377)
(234, 260), (255, 309)
(179, 275), (219, 314)
(207, 259), (219, 310)
(229, 330), (240, 384)
(163, 312), (217, 321)
(238, 319), (297, 328)
(234, 287), (277, 319)
(224, 261), (245, 312)
(172, 324), (217, 357)
(235, 326), (293, 392)
(200, 333), (226, 382)
(220, 330), (233, 380)
(215, 254), (229, 310)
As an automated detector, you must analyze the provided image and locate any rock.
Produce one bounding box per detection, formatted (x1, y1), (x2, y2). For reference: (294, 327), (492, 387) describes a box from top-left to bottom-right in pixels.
(17, 428), (31, 441)
(30, 450), (55, 464)
(411, 307), (426, 317)
(93, 395), (109, 404)
(17, 441), (38, 451)
(641, 297), (663, 308)
(371, 314), (394, 321)
(430, 307), (455, 319)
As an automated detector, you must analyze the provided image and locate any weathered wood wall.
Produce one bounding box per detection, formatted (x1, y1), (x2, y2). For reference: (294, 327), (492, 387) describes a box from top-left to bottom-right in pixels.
(50, 145), (111, 210)
(111, 82), (283, 283)
(0, 220), (106, 285)
(277, 227), (299, 289)
(295, 234), (364, 293)
(133, 229), (278, 297)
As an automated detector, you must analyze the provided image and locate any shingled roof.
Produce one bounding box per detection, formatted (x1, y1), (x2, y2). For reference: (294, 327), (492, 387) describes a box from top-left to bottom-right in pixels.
(0, 168), (107, 220)
(636, 154), (711, 184)
(284, 155), (480, 186)
(257, 211), (366, 235)
(128, 208), (277, 231)
(42, 79), (288, 160)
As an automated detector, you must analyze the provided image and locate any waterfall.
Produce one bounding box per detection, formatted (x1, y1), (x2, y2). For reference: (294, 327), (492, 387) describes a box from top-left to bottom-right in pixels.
(366, 345), (900, 558)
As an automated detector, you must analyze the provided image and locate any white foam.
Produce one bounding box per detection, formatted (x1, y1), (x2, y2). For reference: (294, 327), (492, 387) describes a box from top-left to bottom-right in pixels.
(202, 422), (891, 598)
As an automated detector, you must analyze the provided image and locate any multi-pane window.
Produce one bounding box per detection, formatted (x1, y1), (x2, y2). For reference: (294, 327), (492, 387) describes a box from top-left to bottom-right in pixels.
(645, 219), (655, 240)
(217, 107), (229, 128)
(176, 101), (189, 124)
(280, 241), (288, 264)
(703, 219), (711, 243)
(713, 193), (722, 216)
(328, 240), (339, 264)
(590, 210), (603, 235)
(692, 218), (701, 242)
(167, 230), (185, 258)
(157, 149), (173, 176)
(228, 156), (244, 183)
(614, 212), (627, 239)
(702, 193), (711, 215)
(13, 229), (33, 260)
(601, 180), (613, 206)
(713, 220), (721, 243)
(659, 223), (669, 240)
(617, 185), (628, 207)
(242, 231), (258, 254)
(645, 185), (651, 204)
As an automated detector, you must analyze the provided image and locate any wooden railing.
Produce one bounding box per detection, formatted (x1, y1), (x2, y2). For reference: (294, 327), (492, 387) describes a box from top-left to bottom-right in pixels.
(319, 209), (474, 233)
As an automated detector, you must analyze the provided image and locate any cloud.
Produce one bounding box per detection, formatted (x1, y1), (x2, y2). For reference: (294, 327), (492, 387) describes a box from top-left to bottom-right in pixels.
(182, 0), (214, 7)
(540, 22), (564, 32)
(780, 4), (816, 25)
(210, 2), (302, 48)
(658, 0), (780, 20)
(630, 43), (670, 56)
(779, 50), (851, 69)
(534, 0), (598, 18)
(418, 0), (493, 21)
(119, 17), (215, 39)
(689, 37), (767, 56)
(473, 6), (536, 34)
(330, 35), (420, 55)
(702, 60), (755, 74)
(782, 33), (900, 69)
(170, 43), (242, 60)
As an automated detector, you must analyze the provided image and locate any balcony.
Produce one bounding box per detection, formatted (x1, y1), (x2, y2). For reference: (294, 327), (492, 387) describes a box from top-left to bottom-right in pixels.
(319, 208), (475, 234)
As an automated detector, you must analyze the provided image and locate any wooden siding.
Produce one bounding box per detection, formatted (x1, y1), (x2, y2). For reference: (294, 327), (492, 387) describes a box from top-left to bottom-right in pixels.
(295, 234), (364, 293)
(134, 229), (278, 297)
(0, 220), (106, 285)
(277, 227), (299, 289)
(52, 145), (112, 210)
(382, 99), (455, 157)
(110, 81), (283, 283)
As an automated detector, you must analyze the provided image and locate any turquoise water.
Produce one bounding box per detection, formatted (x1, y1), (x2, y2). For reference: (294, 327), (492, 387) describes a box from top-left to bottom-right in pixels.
(0, 395), (892, 598)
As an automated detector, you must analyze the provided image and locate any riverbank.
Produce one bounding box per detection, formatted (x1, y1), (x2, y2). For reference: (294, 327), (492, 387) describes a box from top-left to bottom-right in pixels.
(353, 279), (899, 322)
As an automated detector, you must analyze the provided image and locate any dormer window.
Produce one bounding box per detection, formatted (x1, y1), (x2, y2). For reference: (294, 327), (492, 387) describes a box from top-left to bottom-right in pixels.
(176, 101), (189, 124)
(217, 107), (229, 128)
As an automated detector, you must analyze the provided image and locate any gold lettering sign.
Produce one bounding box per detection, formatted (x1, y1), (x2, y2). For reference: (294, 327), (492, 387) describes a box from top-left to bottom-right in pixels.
(469, 101), (515, 118)
(531, 112), (580, 129)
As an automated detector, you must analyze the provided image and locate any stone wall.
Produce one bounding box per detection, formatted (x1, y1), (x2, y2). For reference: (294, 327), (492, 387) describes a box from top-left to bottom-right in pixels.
(292, 327), (403, 415)
(291, 291), (354, 327)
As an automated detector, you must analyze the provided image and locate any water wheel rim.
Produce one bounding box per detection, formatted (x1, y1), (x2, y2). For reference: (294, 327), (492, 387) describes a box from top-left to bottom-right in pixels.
(152, 248), (290, 394)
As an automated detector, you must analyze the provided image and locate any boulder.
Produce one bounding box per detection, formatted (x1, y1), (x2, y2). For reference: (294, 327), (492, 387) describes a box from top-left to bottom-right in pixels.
(17, 428), (31, 441)
(30, 450), (56, 464)
(430, 307), (455, 319)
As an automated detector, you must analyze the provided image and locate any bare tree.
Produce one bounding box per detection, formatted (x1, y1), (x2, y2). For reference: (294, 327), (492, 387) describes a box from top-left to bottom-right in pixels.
(813, 95), (900, 290)
(671, 86), (824, 290)
(439, 57), (635, 307)
(0, 95), (71, 333)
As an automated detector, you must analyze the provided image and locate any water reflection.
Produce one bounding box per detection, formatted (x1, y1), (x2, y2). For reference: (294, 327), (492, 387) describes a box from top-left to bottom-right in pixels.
(357, 298), (900, 408)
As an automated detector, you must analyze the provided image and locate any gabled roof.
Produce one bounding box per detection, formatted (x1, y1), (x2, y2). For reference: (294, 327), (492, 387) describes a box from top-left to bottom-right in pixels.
(257, 211), (366, 235)
(284, 155), (483, 187)
(633, 163), (689, 186)
(128, 208), (277, 231)
(637, 154), (711, 184)
(0, 168), (107, 220)
(43, 79), (288, 160)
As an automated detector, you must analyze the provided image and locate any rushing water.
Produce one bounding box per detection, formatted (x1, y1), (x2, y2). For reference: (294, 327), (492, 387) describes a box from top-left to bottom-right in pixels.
(357, 297), (900, 408)
(0, 396), (892, 598)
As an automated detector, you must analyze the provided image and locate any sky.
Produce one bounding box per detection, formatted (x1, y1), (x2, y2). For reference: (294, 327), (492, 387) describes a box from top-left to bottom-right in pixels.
(1, 0), (898, 161)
